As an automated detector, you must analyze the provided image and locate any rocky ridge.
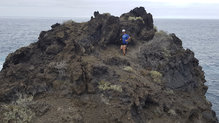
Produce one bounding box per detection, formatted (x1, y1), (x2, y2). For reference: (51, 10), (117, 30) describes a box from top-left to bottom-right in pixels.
(0, 7), (218, 123)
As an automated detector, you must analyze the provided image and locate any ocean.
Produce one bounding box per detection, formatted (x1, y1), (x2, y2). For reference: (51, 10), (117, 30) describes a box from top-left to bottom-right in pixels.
(0, 17), (218, 119)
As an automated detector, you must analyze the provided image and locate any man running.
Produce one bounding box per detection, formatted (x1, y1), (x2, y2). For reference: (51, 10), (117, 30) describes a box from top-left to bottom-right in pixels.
(120, 29), (131, 55)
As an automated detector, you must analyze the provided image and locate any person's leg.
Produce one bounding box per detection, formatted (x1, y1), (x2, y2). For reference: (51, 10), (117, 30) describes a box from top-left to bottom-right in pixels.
(123, 45), (126, 55)
(120, 45), (123, 50)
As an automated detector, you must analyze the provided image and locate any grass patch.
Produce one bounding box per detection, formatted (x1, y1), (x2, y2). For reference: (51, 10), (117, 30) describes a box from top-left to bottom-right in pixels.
(98, 80), (122, 92)
(2, 94), (35, 123)
(149, 70), (162, 83)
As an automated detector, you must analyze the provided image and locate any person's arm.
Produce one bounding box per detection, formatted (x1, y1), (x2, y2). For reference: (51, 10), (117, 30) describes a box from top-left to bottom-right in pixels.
(126, 36), (131, 42)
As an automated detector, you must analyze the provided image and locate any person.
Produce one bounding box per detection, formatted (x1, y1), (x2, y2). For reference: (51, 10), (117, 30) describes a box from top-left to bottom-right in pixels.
(120, 29), (131, 55)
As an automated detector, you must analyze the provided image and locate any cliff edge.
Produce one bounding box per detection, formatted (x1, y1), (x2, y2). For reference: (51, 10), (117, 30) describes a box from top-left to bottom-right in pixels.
(0, 7), (218, 123)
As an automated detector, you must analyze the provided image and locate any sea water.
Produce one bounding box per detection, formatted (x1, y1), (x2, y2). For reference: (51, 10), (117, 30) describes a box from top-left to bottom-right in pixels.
(0, 17), (218, 119)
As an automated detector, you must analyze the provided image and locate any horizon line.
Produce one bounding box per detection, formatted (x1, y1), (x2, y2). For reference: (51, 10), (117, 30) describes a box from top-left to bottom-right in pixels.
(0, 15), (219, 20)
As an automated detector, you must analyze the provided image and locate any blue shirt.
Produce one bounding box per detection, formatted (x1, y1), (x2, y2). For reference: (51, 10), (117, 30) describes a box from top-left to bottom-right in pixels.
(122, 34), (129, 44)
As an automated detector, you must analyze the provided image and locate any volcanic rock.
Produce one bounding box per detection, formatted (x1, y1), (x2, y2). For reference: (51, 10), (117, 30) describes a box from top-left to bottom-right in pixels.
(0, 7), (218, 123)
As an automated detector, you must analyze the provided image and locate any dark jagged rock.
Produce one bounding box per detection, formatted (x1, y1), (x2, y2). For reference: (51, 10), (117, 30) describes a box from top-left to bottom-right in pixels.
(51, 23), (61, 29)
(138, 33), (205, 91)
(94, 11), (100, 18)
(130, 7), (147, 17)
(0, 7), (218, 123)
(120, 6), (154, 30)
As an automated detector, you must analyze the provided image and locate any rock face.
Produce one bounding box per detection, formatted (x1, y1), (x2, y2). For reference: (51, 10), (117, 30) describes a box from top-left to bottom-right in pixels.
(0, 7), (218, 123)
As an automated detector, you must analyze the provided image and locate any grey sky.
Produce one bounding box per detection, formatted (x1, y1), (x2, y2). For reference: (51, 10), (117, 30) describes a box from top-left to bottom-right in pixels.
(0, 0), (219, 19)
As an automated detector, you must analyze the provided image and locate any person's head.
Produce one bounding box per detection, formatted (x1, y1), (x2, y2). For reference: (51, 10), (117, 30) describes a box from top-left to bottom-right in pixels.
(122, 29), (126, 34)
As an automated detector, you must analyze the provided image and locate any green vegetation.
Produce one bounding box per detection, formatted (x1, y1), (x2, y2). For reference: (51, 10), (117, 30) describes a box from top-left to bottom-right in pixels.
(162, 48), (171, 57)
(168, 109), (176, 116)
(98, 80), (122, 92)
(2, 94), (35, 123)
(124, 66), (134, 72)
(119, 78), (126, 82)
(149, 70), (162, 83)
(154, 26), (158, 32)
(164, 89), (174, 95)
(129, 75), (137, 79)
(128, 16), (144, 22)
(103, 13), (111, 16)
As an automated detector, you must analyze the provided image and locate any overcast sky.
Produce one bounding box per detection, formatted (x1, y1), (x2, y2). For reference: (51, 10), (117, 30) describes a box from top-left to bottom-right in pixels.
(0, 0), (219, 19)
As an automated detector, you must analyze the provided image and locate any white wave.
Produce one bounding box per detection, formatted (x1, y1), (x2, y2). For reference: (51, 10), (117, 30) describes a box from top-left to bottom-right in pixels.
(0, 62), (2, 71)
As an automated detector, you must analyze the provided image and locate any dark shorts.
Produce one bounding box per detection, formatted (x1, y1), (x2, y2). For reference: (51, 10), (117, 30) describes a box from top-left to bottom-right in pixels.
(121, 42), (128, 45)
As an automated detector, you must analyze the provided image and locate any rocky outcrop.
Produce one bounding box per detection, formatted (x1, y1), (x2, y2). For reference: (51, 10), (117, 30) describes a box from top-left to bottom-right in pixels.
(0, 7), (218, 123)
